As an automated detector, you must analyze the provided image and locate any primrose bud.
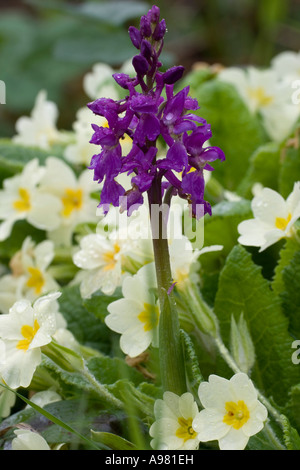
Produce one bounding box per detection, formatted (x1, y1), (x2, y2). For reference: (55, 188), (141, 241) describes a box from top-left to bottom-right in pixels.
(230, 314), (255, 374)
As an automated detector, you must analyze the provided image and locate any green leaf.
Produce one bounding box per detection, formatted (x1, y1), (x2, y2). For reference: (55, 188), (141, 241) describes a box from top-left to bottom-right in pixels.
(83, 289), (122, 322)
(203, 199), (252, 258)
(272, 238), (300, 296)
(39, 356), (92, 394)
(107, 379), (155, 419)
(58, 285), (113, 354)
(214, 245), (300, 406)
(280, 250), (300, 338)
(90, 430), (137, 450)
(237, 141), (281, 198)
(279, 146), (300, 198)
(282, 414), (300, 450)
(87, 356), (144, 387)
(286, 384), (300, 430)
(191, 80), (266, 191)
(0, 139), (50, 182)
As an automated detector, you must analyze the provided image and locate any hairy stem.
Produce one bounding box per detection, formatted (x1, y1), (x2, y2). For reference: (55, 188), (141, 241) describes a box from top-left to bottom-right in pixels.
(148, 179), (187, 395)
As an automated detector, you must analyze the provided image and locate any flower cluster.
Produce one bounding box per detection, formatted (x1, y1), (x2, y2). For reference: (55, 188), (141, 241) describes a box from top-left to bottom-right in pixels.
(218, 51), (300, 143)
(149, 373), (268, 451)
(0, 156), (99, 246)
(87, 5), (225, 218)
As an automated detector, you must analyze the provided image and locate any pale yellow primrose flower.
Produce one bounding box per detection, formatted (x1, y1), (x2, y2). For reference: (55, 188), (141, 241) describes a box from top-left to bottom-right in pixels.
(192, 373), (268, 450)
(0, 159), (62, 241)
(238, 182), (300, 252)
(0, 292), (61, 389)
(271, 50), (300, 83)
(83, 60), (135, 101)
(12, 429), (51, 451)
(0, 236), (59, 314)
(149, 391), (200, 450)
(13, 90), (64, 150)
(64, 107), (108, 167)
(83, 63), (120, 101)
(72, 232), (125, 298)
(38, 156), (99, 246)
(105, 262), (158, 358)
(218, 66), (299, 142)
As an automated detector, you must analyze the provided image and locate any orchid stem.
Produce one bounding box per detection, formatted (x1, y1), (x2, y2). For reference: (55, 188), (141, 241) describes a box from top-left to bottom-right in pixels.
(148, 182), (187, 396)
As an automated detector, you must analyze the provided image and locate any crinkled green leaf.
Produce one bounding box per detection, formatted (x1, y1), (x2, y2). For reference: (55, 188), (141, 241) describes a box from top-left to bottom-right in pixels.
(83, 289), (122, 322)
(279, 146), (300, 198)
(281, 414), (300, 450)
(237, 141), (281, 198)
(280, 250), (300, 338)
(87, 356), (144, 387)
(214, 245), (300, 405)
(272, 238), (300, 296)
(203, 199), (252, 258)
(58, 285), (113, 354)
(39, 356), (92, 394)
(107, 379), (155, 419)
(286, 384), (300, 430)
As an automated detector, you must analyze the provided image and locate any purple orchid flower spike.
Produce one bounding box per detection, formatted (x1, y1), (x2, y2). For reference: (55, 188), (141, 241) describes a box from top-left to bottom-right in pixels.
(87, 4), (225, 219)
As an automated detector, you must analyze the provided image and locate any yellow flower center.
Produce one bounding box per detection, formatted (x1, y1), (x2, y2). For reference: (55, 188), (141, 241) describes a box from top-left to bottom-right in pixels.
(275, 213), (292, 231)
(138, 302), (159, 332)
(13, 188), (31, 212)
(102, 243), (121, 271)
(248, 86), (274, 107)
(61, 188), (83, 217)
(176, 417), (197, 442)
(223, 400), (250, 430)
(26, 267), (45, 295)
(17, 319), (40, 351)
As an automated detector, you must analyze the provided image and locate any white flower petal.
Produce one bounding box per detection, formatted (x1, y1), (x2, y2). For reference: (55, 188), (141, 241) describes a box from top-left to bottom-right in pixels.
(218, 426), (249, 450)
(229, 372), (258, 404)
(120, 324), (153, 357)
(198, 375), (232, 410)
(237, 219), (269, 247)
(106, 299), (143, 333)
(252, 188), (287, 223)
(12, 429), (50, 451)
(192, 408), (228, 441)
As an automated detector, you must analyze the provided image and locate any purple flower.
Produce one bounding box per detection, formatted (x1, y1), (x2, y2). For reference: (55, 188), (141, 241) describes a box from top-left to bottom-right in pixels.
(88, 5), (225, 219)
(99, 178), (125, 214)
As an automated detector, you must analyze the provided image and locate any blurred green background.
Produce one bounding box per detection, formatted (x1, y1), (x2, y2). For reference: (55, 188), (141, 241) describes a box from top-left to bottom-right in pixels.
(0, 0), (299, 137)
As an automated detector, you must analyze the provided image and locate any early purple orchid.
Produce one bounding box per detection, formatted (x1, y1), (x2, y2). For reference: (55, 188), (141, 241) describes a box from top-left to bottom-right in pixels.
(87, 5), (225, 218)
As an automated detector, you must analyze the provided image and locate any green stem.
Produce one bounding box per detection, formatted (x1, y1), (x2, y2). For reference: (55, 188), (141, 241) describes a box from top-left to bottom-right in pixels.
(148, 182), (187, 396)
(82, 363), (123, 410)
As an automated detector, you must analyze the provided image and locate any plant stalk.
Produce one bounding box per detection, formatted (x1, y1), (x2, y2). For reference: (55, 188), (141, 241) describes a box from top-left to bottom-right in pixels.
(148, 179), (187, 396)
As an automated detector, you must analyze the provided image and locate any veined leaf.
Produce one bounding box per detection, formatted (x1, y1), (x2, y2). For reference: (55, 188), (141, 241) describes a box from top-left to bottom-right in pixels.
(214, 245), (300, 405)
